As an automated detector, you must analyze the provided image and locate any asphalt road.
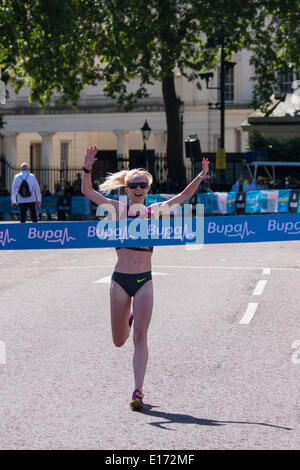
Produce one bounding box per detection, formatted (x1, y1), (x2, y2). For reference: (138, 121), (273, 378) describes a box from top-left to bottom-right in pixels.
(0, 240), (300, 450)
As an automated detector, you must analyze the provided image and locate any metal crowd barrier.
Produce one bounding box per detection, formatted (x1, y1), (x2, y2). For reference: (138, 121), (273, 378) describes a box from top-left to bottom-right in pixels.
(0, 189), (299, 221)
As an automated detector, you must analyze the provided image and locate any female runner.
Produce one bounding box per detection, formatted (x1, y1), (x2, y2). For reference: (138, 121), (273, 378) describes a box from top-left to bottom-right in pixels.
(81, 145), (209, 410)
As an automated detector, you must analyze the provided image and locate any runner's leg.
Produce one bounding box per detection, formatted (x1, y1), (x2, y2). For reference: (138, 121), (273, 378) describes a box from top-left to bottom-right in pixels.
(110, 280), (132, 347)
(132, 280), (153, 393)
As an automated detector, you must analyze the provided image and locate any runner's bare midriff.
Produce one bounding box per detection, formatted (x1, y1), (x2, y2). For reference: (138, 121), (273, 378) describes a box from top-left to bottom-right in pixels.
(114, 248), (152, 274)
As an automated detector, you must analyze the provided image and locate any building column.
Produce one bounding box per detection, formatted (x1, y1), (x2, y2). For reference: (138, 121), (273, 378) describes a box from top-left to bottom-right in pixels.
(235, 127), (242, 153)
(39, 132), (55, 167)
(153, 131), (166, 155)
(114, 131), (129, 157)
(4, 133), (19, 167)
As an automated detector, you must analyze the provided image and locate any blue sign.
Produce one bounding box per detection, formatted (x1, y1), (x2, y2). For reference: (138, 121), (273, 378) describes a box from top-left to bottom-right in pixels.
(0, 213), (300, 250)
(41, 196), (58, 214)
(278, 190), (290, 213)
(71, 196), (91, 215)
(245, 190), (261, 213)
(245, 151), (268, 164)
(0, 196), (11, 215)
(226, 192), (236, 214)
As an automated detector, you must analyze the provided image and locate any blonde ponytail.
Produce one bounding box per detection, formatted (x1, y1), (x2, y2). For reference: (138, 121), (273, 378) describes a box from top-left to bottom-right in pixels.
(99, 168), (153, 194)
(99, 170), (128, 194)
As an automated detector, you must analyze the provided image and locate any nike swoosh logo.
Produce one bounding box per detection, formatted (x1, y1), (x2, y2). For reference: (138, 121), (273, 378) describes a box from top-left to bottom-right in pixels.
(137, 278), (147, 283)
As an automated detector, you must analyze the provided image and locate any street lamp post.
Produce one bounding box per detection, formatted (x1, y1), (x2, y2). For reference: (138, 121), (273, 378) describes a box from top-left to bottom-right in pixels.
(140, 119), (151, 152)
(220, 35), (225, 151)
(0, 69), (6, 105)
(199, 37), (236, 190)
(177, 97), (184, 164)
(140, 119), (152, 172)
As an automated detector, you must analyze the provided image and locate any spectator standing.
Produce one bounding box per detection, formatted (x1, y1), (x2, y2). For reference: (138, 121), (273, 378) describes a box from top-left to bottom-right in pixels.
(11, 162), (42, 223)
(0, 185), (10, 196)
(63, 180), (74, 196)
(162, 177), (178, 194)
(54, 182), (64, 196)
(231, 176), (245, 192)
(198, 175), (213, 193)
(256, 176), (269, 190)
(244, 175), (258, 191)
(0, 185), (10, 220)
(73, 173), (82, 195)
(41, 184), (52, 197)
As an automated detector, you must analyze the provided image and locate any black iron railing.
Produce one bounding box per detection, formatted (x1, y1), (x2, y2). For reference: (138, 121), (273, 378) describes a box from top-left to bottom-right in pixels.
(0, 152), (248, 194)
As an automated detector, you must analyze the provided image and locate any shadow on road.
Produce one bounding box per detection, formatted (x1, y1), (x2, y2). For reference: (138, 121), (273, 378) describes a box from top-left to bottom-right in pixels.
(140, 405), (292, 431)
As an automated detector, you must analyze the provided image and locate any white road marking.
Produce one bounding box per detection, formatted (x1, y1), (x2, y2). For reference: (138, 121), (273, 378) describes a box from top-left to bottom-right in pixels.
(154, 265), (294, 271)
(94, 271), (169, 284)
(239, 303), (258, 325)
(94, 275), (111, 284)
(0, 340), (6, 365)
(262, 268), (271, 275)
(253, 279), (267, 296)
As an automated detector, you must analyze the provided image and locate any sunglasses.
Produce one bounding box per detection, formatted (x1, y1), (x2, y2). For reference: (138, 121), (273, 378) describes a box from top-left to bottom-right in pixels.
(126, 182), (148, 189)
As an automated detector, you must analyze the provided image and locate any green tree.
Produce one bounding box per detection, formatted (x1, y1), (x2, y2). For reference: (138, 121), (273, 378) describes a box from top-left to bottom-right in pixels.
(249, 130), (300, 161)
(0, 0), (101, 104)
(81, 0), (266, 184)
(249, 0), (300, 110)
(1, 1), (300, 183)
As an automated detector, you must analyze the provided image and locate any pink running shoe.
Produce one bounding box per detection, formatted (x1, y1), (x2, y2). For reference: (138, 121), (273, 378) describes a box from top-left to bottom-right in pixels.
(130, 389), (144, 410)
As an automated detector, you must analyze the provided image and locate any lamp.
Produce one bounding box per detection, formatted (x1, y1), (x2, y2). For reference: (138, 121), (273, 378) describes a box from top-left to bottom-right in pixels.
(140, 119), (151, 150)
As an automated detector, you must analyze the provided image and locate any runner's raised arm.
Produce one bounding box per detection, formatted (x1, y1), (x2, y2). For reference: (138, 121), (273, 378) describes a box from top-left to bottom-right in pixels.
(81, 145), (126, 214)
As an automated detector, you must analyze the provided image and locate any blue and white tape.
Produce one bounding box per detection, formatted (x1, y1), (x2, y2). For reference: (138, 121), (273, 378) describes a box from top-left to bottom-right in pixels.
(0, 213), (300, 250)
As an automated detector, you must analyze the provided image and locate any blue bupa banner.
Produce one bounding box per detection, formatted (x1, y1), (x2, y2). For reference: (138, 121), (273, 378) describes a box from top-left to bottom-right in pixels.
(0, 216), (204, 250)
(0, 213), (300, 250)
(205, 213), (300, 244)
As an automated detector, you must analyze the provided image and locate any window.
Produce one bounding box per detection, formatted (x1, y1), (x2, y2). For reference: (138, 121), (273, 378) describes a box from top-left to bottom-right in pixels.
(30, 143), (41, 169)
(61, 142), (69, 179)
(218, 66), (235, 103)
(277, 69), (295, 94)
(224, 66), (235, 102)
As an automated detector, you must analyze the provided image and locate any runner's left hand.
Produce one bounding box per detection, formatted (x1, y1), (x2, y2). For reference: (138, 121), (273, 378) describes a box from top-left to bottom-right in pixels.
(199, 157), (210, 178)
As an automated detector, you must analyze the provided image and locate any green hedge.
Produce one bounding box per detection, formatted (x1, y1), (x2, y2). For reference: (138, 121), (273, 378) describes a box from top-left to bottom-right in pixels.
(249, 130), (300, 161)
